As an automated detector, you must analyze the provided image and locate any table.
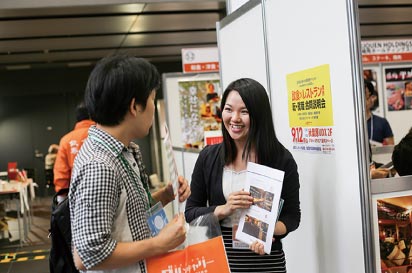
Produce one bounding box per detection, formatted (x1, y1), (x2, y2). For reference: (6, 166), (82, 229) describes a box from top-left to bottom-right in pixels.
(0, 179), (34, 246)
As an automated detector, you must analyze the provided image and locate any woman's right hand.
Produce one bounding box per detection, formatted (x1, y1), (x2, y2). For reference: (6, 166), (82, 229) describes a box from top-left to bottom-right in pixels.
(214, 190), (253, 220)
(155, 213), (186, 252)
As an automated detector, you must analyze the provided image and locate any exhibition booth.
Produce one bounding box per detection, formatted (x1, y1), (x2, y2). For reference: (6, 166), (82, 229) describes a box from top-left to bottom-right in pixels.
(160, 1), (412, 273)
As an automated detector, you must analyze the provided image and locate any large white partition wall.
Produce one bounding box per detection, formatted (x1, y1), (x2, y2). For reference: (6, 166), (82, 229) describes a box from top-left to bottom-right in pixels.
(217, 0), (268, 92)
(226, 0), (249, 14)
(218, 0), (372, 273)
(264, 0), (370, 273)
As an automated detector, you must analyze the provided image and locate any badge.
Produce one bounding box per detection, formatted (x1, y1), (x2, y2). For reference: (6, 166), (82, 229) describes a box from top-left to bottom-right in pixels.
(146, 201), (168, 237)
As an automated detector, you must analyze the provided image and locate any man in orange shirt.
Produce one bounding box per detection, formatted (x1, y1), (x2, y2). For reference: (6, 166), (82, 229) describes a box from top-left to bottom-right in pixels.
(53, 103), (95, 194)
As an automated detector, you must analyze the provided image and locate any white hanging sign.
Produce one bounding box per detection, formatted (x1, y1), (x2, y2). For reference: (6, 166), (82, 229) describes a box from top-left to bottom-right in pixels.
(181, 47), (219, 73)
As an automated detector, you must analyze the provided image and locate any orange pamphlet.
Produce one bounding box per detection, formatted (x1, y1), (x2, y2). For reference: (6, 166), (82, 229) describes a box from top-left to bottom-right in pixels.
(146, 236), (230, 273)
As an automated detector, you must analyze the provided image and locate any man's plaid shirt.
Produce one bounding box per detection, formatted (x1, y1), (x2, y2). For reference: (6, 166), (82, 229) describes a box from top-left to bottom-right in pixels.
(69, 126), (152, 272)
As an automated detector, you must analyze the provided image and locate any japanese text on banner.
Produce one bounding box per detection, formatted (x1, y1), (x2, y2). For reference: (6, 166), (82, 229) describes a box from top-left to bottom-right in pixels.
(286, 64), (335, 154)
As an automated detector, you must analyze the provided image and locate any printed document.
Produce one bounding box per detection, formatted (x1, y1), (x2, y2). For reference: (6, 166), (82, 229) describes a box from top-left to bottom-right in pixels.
(235, 162), (284, 254)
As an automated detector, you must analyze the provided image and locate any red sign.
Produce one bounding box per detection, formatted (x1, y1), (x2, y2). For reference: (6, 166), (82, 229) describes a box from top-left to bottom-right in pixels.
(362, 53), (412, 64)
(183, 62), (220, 73)
(181, 47), (219, 73)
(205, 136), (223, 145)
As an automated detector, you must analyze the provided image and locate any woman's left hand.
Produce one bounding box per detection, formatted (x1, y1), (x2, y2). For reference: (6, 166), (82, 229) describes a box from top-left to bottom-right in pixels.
(250, 241), (265, 255)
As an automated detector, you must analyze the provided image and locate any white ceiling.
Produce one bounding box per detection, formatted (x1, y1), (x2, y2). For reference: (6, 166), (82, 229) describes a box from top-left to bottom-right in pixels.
(0, 0), (411, 70)
(0, 0), (226, 70)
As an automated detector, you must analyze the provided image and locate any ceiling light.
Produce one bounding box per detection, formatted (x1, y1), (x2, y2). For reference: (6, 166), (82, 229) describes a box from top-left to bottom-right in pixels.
(67, 62), (92, 67)
(5, 65), (31, 70)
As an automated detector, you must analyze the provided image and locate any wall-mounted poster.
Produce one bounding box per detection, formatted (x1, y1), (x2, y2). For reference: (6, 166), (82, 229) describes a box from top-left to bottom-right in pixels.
(373, 193), (412, 273)
(364, 67), (384, 115)
(385, 67), (412, 111)
(286, 64), (335, 154)
(178, 79), (222, 150)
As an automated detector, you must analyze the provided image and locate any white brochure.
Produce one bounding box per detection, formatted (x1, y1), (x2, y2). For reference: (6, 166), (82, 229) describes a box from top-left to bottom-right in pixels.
(235, 162), (284, 254)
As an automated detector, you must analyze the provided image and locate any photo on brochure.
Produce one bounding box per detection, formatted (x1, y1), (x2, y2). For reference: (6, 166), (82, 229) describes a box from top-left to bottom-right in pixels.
(250, 185), (275, 212)
(241, 214), (269, 242)
(235, 162), (284, 254)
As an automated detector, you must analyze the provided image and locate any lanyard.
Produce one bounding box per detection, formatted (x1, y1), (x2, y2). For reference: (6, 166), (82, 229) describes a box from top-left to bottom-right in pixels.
(89, 135), (154, 210)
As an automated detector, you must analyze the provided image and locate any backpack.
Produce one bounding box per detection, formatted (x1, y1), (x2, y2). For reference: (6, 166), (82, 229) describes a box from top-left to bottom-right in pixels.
(49, 188), (79, 273)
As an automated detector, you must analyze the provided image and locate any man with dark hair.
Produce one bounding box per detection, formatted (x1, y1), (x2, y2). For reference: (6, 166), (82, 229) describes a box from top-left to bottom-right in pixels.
(365, 80), (394, 146)
(392, 130), (412, 176)
(53, 103), (95, 194)
(70, 54), (190, 272)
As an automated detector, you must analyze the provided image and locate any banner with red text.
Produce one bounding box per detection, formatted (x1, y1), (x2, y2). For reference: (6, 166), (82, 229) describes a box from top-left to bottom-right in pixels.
(182, 47), (219, 73)
(362, 39), (412, 64)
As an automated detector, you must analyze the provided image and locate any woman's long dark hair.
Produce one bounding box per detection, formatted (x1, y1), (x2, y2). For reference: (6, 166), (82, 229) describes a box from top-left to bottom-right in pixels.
(221, 78), (284, 166)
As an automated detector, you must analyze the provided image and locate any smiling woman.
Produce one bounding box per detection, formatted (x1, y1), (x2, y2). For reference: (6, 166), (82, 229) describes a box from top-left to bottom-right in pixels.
(185, 78), (301, 273)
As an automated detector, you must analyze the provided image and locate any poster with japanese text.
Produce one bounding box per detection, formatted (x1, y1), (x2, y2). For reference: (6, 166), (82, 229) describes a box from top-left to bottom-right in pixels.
(362, 40), (412, 64)
(286, 64), (335, 154)
(372, 193), (412, 273)
(384, 67), (412, 111)
(178, 80), (222, 150)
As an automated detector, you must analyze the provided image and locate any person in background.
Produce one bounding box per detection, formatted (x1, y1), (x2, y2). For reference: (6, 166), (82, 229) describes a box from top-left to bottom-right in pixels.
(185, 78), (300, 273)
(392, 130), (412, 176)
(53, 103), (95, 195)
(45, 144), (59, 188)
(365, 80), (394, 146)
(70, 54), (191, 273)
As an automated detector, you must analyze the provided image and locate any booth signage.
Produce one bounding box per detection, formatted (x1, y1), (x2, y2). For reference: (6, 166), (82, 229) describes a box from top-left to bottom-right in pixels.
(181, 47), (219, 73)
(362, 39), (412, 63)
